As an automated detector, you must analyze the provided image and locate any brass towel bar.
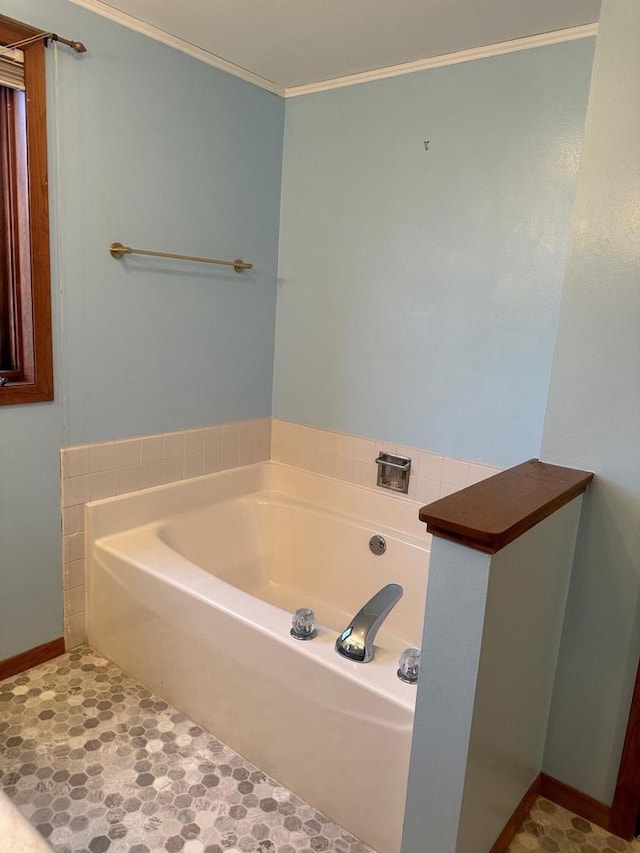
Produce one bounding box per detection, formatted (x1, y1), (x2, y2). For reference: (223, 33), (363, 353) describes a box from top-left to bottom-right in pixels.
(109, 242), (253, 273)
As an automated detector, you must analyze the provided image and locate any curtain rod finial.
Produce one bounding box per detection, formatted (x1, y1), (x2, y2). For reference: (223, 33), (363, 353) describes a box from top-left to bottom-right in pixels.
(49, 34), (87, 54)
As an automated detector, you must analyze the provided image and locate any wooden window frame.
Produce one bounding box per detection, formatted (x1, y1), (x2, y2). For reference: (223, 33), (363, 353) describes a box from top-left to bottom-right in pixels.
(0, 15), (53, 404)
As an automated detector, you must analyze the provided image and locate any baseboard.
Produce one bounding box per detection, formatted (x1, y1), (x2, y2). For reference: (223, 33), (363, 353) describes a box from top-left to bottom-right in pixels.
(490, 774), (542, 852)
(0, 637), (65, 681)
(540, 772), (611, 832)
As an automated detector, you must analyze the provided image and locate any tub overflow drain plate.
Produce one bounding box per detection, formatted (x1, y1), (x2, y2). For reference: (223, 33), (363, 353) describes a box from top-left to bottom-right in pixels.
(369, 534), (386, 556)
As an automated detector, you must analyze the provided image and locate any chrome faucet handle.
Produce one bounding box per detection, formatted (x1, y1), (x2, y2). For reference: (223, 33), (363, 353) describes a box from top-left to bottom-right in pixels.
(397, 648), (421, 684)
(290, 608), (318, 640)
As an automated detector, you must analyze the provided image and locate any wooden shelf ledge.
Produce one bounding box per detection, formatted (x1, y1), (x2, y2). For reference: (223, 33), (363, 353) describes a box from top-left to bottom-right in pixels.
(419, 459), (593, 554)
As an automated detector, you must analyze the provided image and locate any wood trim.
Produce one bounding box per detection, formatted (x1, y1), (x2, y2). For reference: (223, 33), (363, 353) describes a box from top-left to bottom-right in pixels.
(0, 637), (65, 681)
(419, 459), (593, 554)
(0, 86), (18, 373)
(540, 773), (612, 832)
(490, 774), (542, 853)
(488, 771), (617, 850)
(611, 659), (640, 838)
(0, 14), (40, 43)
(0, 21), (54, 405)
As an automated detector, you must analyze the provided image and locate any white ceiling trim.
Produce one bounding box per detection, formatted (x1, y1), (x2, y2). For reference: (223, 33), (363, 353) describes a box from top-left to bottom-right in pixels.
(68, 0), (286, 95)
(67, 1), (597, 101)
(284, 23), (599, 98)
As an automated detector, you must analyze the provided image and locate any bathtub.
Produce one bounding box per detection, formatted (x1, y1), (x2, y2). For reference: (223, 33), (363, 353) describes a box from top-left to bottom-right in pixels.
(87, 462), (430, 853)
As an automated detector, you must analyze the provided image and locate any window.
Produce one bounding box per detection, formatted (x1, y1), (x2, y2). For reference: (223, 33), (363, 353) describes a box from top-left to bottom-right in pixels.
(0, 15), (53, 404)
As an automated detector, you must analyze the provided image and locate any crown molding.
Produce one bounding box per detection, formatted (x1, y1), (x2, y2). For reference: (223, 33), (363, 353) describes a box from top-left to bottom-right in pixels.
(65, 4), (597, 101)
(284, 23), (598, 98)
(67, 0), (285, 96)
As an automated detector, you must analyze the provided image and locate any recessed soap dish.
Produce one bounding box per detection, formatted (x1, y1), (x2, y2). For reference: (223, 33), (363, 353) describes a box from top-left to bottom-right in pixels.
(375, 452), (411, 494)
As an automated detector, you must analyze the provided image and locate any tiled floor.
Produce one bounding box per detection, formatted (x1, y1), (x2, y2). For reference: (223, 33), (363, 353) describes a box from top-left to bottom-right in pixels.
(508, 798), (640, 853)
(0, 647), (371, 853)
(1, 647), (639, 853)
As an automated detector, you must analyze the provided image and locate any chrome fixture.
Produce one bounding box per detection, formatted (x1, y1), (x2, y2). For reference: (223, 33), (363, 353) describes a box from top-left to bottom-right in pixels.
(375, 452), (411, 494)
(335, 583), (403, 663)
(397, 648), (421, 684)
(369, 534), (386, 556)
(290, 608), (317, 641)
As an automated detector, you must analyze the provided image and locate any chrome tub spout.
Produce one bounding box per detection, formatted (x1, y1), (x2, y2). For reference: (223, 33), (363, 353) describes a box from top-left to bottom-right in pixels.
(335, 583), (403, 663)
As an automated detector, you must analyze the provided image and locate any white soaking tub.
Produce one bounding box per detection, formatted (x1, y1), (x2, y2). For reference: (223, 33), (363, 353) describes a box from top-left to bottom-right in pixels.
(87, 462), (430, 853)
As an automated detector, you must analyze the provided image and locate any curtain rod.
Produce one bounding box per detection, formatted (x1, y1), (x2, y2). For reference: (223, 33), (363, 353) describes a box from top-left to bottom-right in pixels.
(0, 31), (86, 55)
(47, 33), (87, 54)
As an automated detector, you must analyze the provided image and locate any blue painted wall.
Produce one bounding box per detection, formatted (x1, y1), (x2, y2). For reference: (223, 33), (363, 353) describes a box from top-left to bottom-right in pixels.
(0, 404), (63, 659)
(0, 0), (284, 658)
(274, 40), (595, 468)
(45, 2), (283, 445)
(541, 0), (640, 805)
(3, 5), (623, 813)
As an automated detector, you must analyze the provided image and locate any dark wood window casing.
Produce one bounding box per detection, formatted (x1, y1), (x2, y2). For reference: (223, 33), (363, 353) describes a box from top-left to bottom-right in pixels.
(0, 15), (53, 404)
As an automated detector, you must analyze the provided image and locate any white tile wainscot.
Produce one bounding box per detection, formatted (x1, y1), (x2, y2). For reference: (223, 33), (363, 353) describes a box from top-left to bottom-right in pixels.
(63, 416), (499, 649)
(60, 418), (271, 648)
(271, 419), (501, 504)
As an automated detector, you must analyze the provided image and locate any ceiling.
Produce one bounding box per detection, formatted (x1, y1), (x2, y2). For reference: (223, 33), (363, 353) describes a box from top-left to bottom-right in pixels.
(72, 0), (601, 94)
